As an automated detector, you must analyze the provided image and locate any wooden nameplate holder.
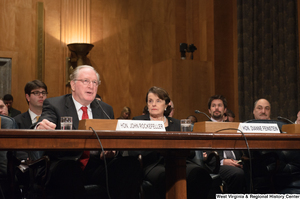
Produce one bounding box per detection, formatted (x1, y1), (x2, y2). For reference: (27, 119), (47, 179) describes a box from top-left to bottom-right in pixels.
(78, 119), (118, 130)
(281, 124), (300, 134)
(193, 121), (240, 133)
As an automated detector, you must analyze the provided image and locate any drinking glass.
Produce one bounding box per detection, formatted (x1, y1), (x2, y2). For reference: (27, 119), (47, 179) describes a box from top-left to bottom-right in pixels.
(181, 119), (192, 132)
(61, 117), (72, 130)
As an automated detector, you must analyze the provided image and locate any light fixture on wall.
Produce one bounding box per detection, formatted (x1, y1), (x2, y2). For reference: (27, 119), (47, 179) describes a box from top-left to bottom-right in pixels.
(66, 43), (94, 86)
(179, 43), (197, 60)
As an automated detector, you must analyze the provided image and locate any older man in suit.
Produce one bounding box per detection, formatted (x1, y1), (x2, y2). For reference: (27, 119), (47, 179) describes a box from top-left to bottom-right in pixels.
(35, 65), (140, 199)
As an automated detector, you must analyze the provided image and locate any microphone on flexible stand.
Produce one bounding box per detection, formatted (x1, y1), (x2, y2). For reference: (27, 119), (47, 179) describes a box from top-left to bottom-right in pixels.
(96, 100), (111, 119)
(277, 116), (294, 124)
(194, 110), (212, 121)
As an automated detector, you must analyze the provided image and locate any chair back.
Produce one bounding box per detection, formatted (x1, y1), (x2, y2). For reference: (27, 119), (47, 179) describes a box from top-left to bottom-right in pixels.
(0, 115), (17, 129)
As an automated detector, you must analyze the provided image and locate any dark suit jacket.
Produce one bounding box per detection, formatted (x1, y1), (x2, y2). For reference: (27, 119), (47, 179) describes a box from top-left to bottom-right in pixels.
(9, 107), (21, 117)
(14, 111), (32, 129)
(130, 114), (181, 167)
(38, 94), (114, 130)
(14, 111), (45, 160)
(36, 94), (114, 160)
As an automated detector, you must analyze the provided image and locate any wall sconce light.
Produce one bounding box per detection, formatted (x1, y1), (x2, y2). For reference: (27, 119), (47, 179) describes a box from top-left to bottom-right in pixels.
(180, 43), (188, 60)
(66, 43), (94, 86)
(179, 43), (197, 60)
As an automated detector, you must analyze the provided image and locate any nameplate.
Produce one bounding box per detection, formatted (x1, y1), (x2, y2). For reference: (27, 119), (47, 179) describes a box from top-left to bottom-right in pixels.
(238, 123), (280, 133)
(116, 120), (166, 131)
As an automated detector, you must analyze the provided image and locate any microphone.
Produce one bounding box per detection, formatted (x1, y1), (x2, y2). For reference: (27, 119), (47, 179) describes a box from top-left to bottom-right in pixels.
(277, 116), (294, 124)
(96, 99), (111, 119)
(195, 110), (212, 121)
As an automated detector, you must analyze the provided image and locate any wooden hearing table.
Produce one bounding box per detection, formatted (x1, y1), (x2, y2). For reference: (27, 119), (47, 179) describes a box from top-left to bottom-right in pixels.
(1, 129), (300, 199)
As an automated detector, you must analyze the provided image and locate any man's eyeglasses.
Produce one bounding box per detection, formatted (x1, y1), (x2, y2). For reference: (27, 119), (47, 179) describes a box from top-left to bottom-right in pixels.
(30, 91), (48, 96)
(75, 79), (99, 86)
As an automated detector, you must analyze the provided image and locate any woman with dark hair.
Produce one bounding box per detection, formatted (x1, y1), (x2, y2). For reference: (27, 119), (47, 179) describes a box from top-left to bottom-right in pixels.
(130, 86), (212, 199)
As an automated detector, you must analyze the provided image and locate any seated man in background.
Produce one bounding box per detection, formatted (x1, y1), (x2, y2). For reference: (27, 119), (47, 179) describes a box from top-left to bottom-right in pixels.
(224, 109), (235, 122)
(3, 94), (21, 117)
(0, 99), (8, 116)
(15, 80), (48, 129)
(247, 98), (300, 194)
(35, 65), (140, 199)
(14, 79), (48, 160)
(252, 98), (271, 120)
(207, 95), (245, 193)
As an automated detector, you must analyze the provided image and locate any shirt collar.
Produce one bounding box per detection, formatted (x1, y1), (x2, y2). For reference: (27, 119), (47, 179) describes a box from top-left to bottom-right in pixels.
(28, 108), (39, 123)
(71, 96), (91, 112)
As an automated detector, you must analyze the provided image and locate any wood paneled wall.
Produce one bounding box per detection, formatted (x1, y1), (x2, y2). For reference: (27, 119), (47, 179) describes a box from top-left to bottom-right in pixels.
(0, 0), (238, 121)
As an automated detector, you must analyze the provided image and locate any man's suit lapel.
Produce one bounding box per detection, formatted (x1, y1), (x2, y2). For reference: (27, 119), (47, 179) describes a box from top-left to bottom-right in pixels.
(24, 111), (33, 127)
(65, 95), (79, 129)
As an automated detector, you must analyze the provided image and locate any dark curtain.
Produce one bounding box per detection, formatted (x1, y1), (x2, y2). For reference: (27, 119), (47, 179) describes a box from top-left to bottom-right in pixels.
(238, 0), (300, 122)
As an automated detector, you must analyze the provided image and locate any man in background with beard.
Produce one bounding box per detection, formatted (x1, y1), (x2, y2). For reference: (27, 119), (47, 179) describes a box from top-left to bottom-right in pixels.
(207, 95), (245, 193)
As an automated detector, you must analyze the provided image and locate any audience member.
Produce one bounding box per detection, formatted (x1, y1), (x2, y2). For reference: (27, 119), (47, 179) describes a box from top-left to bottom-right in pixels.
(3, 94), (21, 117)
(296, 111), (300, 124)
(34, 65), (140, 199)
(14, 80), (48, 129)
(168, 100), (174, 117)
(142, 105), (148, 115)
(253, 98), (271, 120)
(130, 86), (212, 199)
(247, 99), (300, 194)
(187, 115), (197, 131)
(95, 93), (102, 101)
(187, 115), (197, 124)
(117, 106), (131, 119)
(14, 80), (48, 161)
(0, 99), (8, 116)
(224, 109), (235, 122)
(207, 95), (245, 193)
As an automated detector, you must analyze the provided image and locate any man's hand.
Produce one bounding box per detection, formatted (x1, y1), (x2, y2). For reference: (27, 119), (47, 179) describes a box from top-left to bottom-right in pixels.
(36, 119), (56, 130)
(100, 151), (117, 160)
(296, 111), (300, 124)
(223, 159), (243, 168)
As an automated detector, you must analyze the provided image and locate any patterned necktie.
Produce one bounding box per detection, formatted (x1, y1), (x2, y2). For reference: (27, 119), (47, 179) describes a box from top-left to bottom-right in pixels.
(36, 115), (40, 122)
(79, 106), (90, 170)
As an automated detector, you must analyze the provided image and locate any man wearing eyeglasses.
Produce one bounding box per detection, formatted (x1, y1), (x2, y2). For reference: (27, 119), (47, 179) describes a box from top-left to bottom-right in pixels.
(34, 65), (140, 199)
(14, 79), (48, 130)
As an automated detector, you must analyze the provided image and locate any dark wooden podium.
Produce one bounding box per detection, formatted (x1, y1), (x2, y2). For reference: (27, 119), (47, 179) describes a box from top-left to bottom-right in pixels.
(78, 119), (188, 199)
(193, 121), (240, 133)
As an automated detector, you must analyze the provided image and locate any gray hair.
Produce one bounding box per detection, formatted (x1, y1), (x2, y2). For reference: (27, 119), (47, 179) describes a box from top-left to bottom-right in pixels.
(70, 65), (101, 85)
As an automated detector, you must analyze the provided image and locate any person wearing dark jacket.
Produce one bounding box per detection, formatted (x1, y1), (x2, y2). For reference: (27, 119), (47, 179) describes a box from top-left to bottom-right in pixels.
(130, 86), (212, 199)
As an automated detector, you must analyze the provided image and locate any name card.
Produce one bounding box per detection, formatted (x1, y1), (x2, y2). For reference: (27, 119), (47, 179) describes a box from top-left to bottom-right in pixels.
(238, 123), (280, 133)
(116, 120), (166, 131)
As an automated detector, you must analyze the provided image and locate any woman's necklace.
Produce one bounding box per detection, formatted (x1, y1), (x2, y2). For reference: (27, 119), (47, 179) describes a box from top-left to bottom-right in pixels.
(150, 116), (167, 123)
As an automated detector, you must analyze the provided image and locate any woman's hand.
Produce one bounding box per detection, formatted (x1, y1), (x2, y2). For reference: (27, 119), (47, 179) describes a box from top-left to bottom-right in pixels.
(100, 150), (117, 159)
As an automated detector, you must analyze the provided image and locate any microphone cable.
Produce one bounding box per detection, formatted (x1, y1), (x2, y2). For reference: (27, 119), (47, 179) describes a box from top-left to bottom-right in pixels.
(96, 100), (111, 119)
(214, 128), (253, 193)
(89, 126), (111, 199)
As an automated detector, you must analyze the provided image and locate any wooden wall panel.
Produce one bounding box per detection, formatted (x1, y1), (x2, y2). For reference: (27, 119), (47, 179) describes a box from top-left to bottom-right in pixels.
(214, 0), (238, 120)
(44, 0), (65, 98)
(0, 1), (37, 113)
(0, 0), (239, 122)
(153, 59), (213, 120)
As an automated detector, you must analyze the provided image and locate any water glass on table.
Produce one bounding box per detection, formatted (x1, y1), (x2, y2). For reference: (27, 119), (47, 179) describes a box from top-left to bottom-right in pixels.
(181, 119), (192, 132)
(61, 116), (72, 130)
